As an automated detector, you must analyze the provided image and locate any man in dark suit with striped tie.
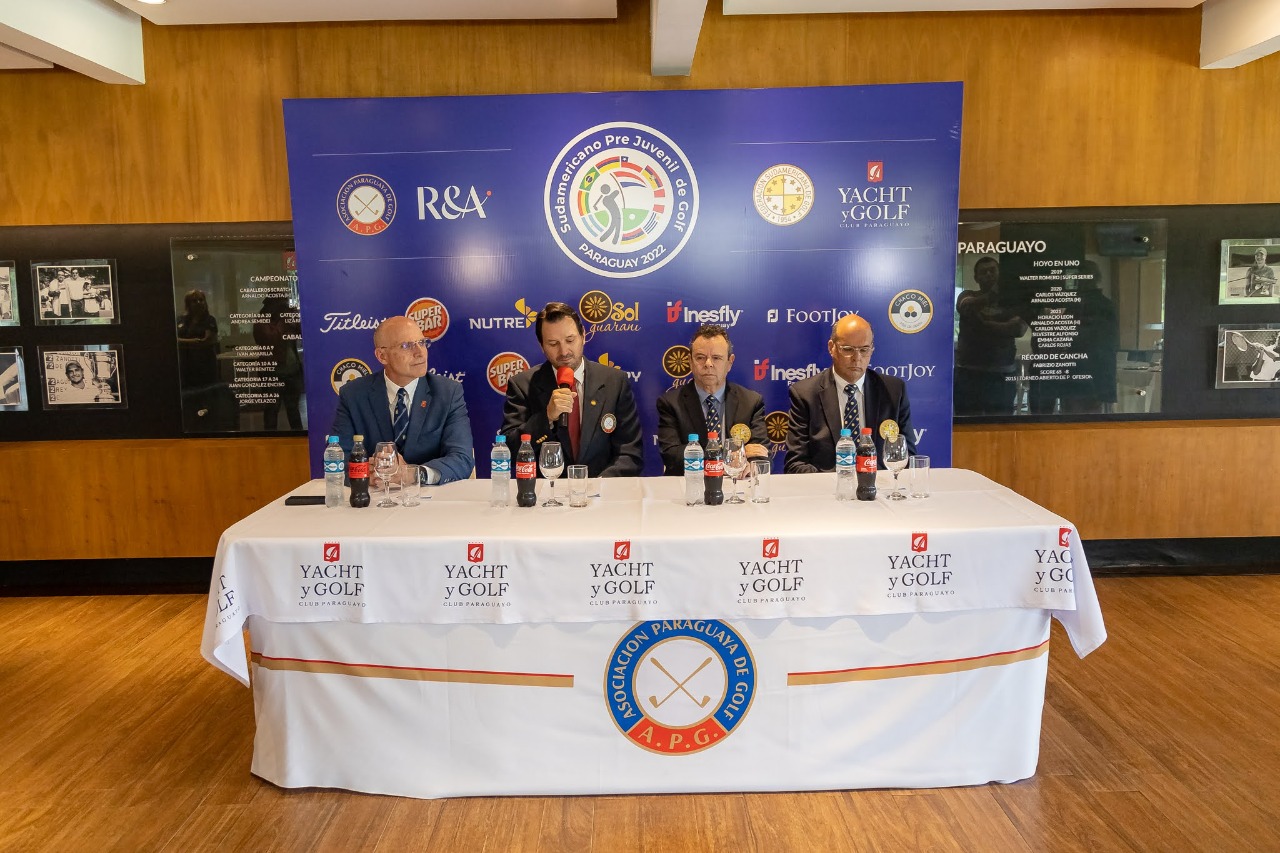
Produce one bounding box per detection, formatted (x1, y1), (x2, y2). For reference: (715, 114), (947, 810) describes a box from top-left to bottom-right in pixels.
(330, 315), (474, 486)
(784, 313), (915, 473)
(655, 324), (768, 476)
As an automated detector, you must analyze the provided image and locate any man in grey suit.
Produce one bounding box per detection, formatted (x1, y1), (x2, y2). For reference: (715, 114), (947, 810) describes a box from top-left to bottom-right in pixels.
(502, 301), (643, 477)
(784, 313), (916, 473)
(656, 324), (768, 476)
(330, 315), (475, 485)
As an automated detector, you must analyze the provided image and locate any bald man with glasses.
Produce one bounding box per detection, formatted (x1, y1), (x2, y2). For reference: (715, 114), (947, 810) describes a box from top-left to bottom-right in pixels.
(330, 315), (474, 485)
(784, 313), (915, 473)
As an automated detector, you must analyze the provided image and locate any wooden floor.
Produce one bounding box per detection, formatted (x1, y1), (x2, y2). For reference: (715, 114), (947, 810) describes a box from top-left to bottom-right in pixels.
(1, 576), (1278, 852)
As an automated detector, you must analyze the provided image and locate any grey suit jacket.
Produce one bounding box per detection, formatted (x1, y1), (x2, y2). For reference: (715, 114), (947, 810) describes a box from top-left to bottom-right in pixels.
(783, 367), (915, 473)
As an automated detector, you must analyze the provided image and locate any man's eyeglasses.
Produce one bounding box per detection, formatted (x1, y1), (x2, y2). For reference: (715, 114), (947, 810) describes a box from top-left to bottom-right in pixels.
(381, 339), (431, 353)
(834, 345), (874, 358)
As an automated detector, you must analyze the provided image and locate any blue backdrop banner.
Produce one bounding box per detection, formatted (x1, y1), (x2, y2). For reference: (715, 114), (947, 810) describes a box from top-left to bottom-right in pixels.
(284, 84), (962, 477)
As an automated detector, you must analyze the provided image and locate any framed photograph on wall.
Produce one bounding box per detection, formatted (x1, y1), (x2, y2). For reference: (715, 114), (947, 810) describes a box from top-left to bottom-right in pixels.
(1, 347), (28, 411)
(0, 262), (18, 326)
(38, 345), (127, 408)
(31, 259), (119, 325)
(1219, 240), (1280, 304)
(1216, 325), (1280, 388)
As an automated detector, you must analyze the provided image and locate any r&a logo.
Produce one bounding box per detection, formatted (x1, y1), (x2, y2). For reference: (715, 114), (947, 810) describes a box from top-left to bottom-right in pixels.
(468, 543), (484, 563)
(615, 541), (631, 560)
(911, 532), (928, 553)
(323, 542), (341, 562)
(867, 161), (884, 183)
(418, 186), (490, 220)
(1059, 527), (1071, 548)
(763, 538), (779, 559)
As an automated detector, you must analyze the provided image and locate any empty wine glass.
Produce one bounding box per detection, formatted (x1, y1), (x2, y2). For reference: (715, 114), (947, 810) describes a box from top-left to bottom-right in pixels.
(882, 434), (909, 500)
(539, 441), (565, 507)
(724, 437), (748, 504)
(373, 441), (400, 507)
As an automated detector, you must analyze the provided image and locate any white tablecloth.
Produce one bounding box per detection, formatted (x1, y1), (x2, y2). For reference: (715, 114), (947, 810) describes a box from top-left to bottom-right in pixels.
(201, 469), (1106, 798)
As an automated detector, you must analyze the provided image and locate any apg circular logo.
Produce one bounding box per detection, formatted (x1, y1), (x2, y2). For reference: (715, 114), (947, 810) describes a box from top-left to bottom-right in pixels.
(405, 297), (450, 342)
(888, 289), (934, 334)
(545, 122), (698, 278)
(486, 352), (529, 394)
(336, 174), (396, 236)
(330, 358), (372, 393)
(753, 164), (814, 226)
(662, 344), (692, 379)
(605, 620), (756, 755)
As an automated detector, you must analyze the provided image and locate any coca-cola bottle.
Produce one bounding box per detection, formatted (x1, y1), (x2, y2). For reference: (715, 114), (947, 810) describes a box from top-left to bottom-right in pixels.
(703, 430), (725, 506)
(515, 433), (537, 508)
(348, 434), (370, 508)
(855, 427), (878, 501)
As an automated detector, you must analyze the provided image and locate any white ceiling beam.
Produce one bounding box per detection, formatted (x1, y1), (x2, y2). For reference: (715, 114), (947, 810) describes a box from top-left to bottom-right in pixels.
(651, 0), (708, 76)
(724, 1), (1199, 12)
(0, 0), (143, 84)
(1201, 0), (1280, 68)
(113, 0), (617, 26)
(0, 42), (52, 71)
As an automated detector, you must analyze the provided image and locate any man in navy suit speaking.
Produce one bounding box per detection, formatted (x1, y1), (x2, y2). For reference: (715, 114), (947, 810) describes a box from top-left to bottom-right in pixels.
(330, 315), (474, 486)
(784, 313), (915, 473)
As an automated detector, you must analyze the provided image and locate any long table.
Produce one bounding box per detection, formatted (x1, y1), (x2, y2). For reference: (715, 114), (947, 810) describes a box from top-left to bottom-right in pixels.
(202, 469), (1106, 799)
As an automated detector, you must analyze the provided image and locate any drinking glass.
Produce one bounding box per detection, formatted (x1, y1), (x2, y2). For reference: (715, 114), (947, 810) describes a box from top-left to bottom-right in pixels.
(567, 465), (589, 507)
(373, 442), (400, 507)
(908, 455), (931, 499)
(539, 441), (565, 507)
(750, 458), (771, 504)
(882, 435), (909, 500)
(724, 437), (748, 504)
(401, 465), (424, 507)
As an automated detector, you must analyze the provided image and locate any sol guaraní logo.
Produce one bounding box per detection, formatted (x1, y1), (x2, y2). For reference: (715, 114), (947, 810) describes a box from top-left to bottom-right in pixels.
(888, 289), (933, 334)
(578, 288), (640, 333)
(662, 345), (691, 379)
(764, 411), (790, 444)
(337, 174), (396, 236)
(545, 122), (698, 278)
(486, 352), (530, 394)
(406, 298), (449, 342)
(330, 358), (372, 394)
(605, 620), (756, 755)
(753, 164), (815, 226)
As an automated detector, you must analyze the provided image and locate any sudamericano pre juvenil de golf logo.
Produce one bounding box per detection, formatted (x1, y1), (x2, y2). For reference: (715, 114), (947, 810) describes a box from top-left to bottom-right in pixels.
(605, 620), (756, 754)
(545, 122), (699, 278)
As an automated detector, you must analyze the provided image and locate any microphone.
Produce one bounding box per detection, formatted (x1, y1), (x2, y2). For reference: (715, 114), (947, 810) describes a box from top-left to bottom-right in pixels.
(556, 366), (575, 428)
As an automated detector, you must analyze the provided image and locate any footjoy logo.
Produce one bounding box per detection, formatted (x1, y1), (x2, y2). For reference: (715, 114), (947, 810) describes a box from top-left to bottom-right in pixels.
(405, 297), (450, 342)
(468, 543), (484, 563)
(545, 121), (698, 278)
(665, 299), (742, 327)
(615, 541), (631, 560)
(418, 186), (490, 220)
(763, 538), (779, 559)
(323, 542), (341, 562)
(766, 307), (858, 325)
(911, 532), (928, 553)
(753, 358), (821, 384)
(1059, 527), (1071, 548)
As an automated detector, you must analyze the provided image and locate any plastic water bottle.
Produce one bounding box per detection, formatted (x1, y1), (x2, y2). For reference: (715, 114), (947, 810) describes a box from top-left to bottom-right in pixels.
(856, 427), (878, 502)
(835, 428), (855, 501)
(324, 435), (345, 507)
(490, 433), (511, 507)
(683, 433), (704, 506)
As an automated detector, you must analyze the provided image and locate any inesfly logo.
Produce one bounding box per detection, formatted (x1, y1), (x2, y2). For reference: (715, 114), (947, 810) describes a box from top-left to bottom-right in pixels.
(323, 542), (341, 562)
(468, 543), (484, 562)
(614, 541), (631, 560)
(754, 357), (821, 384)
(1059, 527), (1071, 548)
(867, 161), (884, 183)
(763, 538), (780, 558)
(911, 532), (928, 553)
(667, 300), (682, 322)
(754, 358), (769, 381)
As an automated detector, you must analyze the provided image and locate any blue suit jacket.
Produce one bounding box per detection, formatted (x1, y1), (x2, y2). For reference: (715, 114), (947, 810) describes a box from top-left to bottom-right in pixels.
(783, 367), (916, 473)
(330, 370), (474, 484)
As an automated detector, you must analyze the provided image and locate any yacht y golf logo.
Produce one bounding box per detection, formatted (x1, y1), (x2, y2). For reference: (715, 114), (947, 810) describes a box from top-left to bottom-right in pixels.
(615, 541), (631, 560)
(468, 543), (484, 563)
(912, 532), (928, 553)
(323, 543), (340, 562)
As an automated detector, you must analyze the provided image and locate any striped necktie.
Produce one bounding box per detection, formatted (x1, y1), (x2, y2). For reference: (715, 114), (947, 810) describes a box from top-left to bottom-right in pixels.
(706, 395), (721, 438)
(843, 385), (860, 434)
(393, 387), (409, 453)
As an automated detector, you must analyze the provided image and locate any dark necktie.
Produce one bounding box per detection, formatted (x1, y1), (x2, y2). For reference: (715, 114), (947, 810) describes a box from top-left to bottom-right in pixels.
(844, 385), (860, 434)
(706, 395), (721, 438)
(568, 381), (581, 458)
(393, 387), (409, 453)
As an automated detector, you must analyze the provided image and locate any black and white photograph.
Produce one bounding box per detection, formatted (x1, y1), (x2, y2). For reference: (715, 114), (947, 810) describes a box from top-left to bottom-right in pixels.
(39, 345), (127, 408)
(1219, 239), (1280, 304)
(31, 259), (119, 325)
(1216, 325), (1280, 389)
(0, 347), (28, 411)
(0, 262), (17, 326)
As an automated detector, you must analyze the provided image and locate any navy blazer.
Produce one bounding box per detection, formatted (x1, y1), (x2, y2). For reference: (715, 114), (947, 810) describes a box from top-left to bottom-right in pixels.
(330, 370), (474, 484)
(655, 381), (768, 476)
(783, 367), (916, 473)
(501, 360), (643, 477)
